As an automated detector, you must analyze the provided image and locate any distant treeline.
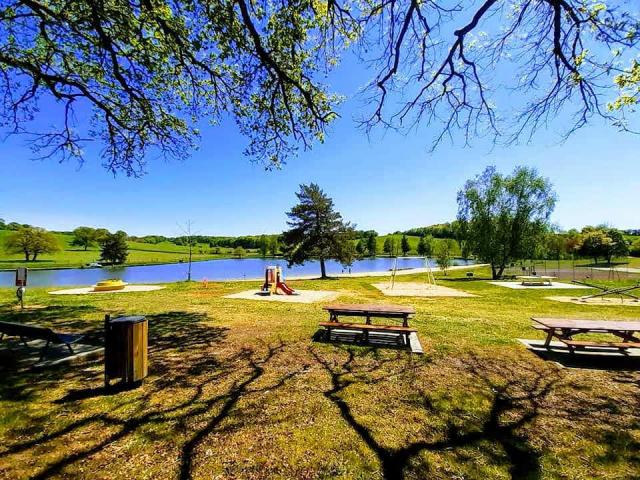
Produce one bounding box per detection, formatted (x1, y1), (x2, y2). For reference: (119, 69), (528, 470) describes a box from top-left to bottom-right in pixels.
(128, 234), (281, 250)
(400, 223), (459, 239)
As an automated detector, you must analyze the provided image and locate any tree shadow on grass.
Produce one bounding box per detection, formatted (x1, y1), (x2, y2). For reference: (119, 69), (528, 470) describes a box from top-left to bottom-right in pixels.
(1, 310), (303, 480)
(310, 346), (560, 479)
(0, 304), (100, 329)
(0, 304), (104, 378)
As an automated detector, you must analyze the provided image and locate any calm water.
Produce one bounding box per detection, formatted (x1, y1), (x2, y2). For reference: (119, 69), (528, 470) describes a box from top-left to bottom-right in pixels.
(0, 257), (475, 287)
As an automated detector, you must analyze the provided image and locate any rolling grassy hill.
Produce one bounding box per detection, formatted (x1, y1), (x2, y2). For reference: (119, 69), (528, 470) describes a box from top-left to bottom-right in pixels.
(0, 230), (257, 270)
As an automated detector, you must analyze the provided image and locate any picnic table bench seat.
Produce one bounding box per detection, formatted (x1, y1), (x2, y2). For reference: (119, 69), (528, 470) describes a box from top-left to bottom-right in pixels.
(562, 339), (640, 349)
(0, 320), (85, 360)
(319, 321), (416, 333)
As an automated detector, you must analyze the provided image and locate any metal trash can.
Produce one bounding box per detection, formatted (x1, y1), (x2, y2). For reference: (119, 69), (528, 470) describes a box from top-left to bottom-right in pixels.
(104, 314), (148, 387)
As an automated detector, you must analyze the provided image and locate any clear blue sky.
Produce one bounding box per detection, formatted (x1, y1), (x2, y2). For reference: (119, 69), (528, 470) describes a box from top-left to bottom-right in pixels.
(0, 57), (638, 237)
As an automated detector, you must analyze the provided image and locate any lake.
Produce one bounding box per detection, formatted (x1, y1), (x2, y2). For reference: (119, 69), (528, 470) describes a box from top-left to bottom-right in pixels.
(0, 257), (475, 287)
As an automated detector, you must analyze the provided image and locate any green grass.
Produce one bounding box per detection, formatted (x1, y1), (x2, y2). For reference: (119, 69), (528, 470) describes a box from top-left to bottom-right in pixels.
(1, 267), (639, 479)
(0, 230), (261, 270)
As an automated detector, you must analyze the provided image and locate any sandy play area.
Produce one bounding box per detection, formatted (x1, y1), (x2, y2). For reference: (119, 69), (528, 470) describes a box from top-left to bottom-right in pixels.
(372, 282), (477, 297)
(49, 285), (165, 295)
(224, 289), (339, 303)
(546, 296), (640, 307)
(488, 281), (589, 290)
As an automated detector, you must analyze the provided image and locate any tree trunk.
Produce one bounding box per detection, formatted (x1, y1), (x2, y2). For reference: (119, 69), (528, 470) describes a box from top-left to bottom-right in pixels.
(320, 257), (327, 279)
(491, 264), (505, 280)
(32, 253), (38, 261)
(24, 251), (29, 261)
(84, 245), (88, 251)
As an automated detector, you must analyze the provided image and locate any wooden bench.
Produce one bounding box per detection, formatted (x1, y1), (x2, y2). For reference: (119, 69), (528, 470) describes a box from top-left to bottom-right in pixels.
(0, 321), (85, 360)
(562, 339), (640, 350)
(319, 321), (417, 346)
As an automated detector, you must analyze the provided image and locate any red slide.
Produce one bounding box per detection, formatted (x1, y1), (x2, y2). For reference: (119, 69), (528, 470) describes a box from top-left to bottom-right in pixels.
(276, 281), (295, 295)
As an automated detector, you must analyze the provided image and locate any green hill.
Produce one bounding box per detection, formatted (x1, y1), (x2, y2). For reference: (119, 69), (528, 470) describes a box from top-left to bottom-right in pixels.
(0, 230), (256, 270)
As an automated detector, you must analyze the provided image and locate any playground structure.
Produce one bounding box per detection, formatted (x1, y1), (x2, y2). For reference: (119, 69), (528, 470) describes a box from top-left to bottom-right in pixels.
(93, 279), (127, 292)
(261, 266), (296, 296)
(572, 280), (640, 303)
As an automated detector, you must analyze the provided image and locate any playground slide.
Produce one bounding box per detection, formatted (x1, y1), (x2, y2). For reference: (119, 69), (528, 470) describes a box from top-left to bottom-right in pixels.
(277, 282), (295, 295)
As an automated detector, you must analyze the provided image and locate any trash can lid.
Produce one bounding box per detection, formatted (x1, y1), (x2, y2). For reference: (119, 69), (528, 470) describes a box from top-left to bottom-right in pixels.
(110, 315), (146, 324)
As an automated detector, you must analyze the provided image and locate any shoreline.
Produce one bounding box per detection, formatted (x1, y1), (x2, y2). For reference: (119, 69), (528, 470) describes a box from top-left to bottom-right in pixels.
(0, 263), (489, 289)
(0, 255), (475, 273)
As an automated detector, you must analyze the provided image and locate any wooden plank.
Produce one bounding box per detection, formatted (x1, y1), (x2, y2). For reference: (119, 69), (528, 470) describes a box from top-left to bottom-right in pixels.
(319, 322), (416, 332)
(408, 332), (424, 354)
(532, 317), (640, 331)
(531, 324), (550, 331)
(323, 303), (416, 315)
(561, 339), (640, 349)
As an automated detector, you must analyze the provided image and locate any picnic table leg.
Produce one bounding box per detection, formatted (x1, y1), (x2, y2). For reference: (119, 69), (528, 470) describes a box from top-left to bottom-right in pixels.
(38, 340), (51, 362)
(544, 329), (554, 348)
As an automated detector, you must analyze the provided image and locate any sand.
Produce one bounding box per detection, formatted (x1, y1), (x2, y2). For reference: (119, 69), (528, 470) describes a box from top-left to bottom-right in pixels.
(223, 289), (339, 304)
(49, 285), (165, 295)
(372, 282), (477, 297)
(546, 296), (640, 307)
(488, 281), (590, 290)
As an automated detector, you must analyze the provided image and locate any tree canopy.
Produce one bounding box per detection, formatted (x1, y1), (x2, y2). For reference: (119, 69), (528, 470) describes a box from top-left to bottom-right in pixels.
(71, 226), (98, 250)
(457, 166), (556, 279)
(577, 226), (629, 264)
(281, 183), (354, 278)
(3, 226), (60, 261)
(99, 230), (129, 264)
(1, 1), (638, 174)
(417, 235), (433, 257)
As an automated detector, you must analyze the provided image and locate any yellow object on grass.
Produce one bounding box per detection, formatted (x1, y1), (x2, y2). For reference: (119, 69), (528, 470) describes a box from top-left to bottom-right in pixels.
(93, 279), (127, 292)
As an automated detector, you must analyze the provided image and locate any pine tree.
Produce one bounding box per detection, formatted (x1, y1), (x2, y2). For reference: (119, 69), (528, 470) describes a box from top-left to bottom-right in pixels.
(282, 183), (355, 278)
(401, 234), (410, 256)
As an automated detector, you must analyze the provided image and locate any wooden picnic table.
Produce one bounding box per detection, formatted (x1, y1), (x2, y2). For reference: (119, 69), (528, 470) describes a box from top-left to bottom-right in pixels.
(322, 303), (416, 327)
(532, 317), (640, 352)
(517, 275), (556, 286)
(321, 303), (422, 353)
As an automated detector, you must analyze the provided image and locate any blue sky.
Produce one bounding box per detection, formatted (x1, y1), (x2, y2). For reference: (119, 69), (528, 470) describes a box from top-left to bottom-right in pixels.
(0, 56), (638, 237)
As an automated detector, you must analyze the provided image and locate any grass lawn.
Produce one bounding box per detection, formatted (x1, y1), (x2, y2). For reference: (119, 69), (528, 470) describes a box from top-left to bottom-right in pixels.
(1, 266), (639, 479)
(0, 230), (261, 270)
